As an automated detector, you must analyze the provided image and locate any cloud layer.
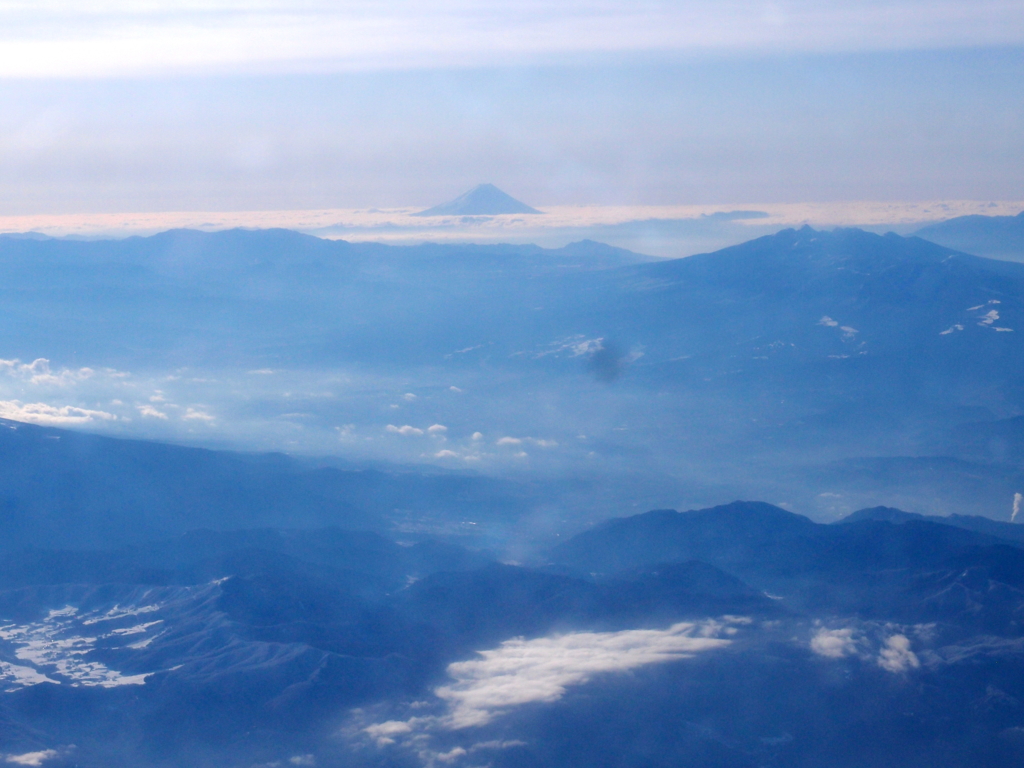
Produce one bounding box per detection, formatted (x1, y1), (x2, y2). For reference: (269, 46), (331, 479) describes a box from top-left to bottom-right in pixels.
(2, 1), (1022, 77)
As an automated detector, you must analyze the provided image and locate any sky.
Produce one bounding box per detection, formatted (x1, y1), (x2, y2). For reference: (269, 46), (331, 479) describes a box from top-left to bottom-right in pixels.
(1, 1), (1022, 216)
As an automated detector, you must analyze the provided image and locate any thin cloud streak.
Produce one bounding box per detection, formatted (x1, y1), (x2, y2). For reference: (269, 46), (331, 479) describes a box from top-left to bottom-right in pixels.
(1, 1), (1022, 78)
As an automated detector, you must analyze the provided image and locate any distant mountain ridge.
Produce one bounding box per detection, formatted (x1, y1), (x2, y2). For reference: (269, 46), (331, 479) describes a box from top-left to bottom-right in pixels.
(838, 504), (1024, 544)
(0, 224), (1022, 520)
(546, 500), (1024, 623)
(915, 210), (1024, 260)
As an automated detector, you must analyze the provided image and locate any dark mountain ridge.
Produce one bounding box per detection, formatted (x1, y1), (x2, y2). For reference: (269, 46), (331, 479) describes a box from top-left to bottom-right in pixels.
(0, 418), (549, 550)
(547, 500), (1024, 627)
(2, 500), (1024, 766)
(840, 505), (1024, 544)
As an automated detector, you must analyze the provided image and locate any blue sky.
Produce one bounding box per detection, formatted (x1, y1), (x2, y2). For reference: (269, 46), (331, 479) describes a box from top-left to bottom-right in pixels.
(0, 1), (1022, 213)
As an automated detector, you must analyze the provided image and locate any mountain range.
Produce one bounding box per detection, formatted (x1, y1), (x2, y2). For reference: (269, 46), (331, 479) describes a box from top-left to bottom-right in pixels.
(0, 217), (1023, 765)
(1, 224), (1020, 520)
(0, 500), (1023, 766)
(915, 210), (1024, 261)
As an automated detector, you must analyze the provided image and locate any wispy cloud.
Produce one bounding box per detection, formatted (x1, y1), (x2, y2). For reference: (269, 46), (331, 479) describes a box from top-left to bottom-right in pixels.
(877, 634), (920, 673)
(137, 404), (168, 419)
(1, 1), (1021, 78)
(0, 400), (117, 425)
(367, 619), (735, 741)
(4, 750), (60, 767)
(387, 424), (424, 436)
(810, 627), (859, 658)
(436, 621), (734, 728)
(182, 407), (215, 422)
(0, 358), (98, 386)
(359, 620), (738, 766)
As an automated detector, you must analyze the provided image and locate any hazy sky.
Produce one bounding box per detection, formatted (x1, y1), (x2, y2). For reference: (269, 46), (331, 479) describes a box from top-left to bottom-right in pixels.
(1, 1), (1022, 213)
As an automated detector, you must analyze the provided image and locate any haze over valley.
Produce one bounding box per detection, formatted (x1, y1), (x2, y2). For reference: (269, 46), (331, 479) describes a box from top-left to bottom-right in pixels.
(1, 2), (1023, 766)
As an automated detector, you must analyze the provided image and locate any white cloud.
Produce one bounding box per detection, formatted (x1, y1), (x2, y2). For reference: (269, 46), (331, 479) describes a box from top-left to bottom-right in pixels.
(471, 432), (483, 441)
(427, 424), (447, 433)
(4, 751), (58, 767)
(137, 404), (168, 419)
(435, 621), (734, 729)
(449, 386), (463, 393)
(387, 424), (424, 436)
(0, 400), (116, 425)
(495, 436), (557, 448)
(977, 309), (1000, 326)
(248, 369), (276, 375)
(446, 346), (484, 360)
(810, 627), (858, 658)
(182, 407), (214, 422)
(403, 393), (417, 401)
(810, 622), (930, 673)
(0, 358), (97, 386)
(877, 634), (920, 673)
(435, 450), (458, 458)
(288, 756), (315, 766)
(533, 335), (605, 360)
(434, 747), (466, 763)
(528, 438), (558, 448)
(818, 316), (839, 327)
(360, 621), (737, 765)
(467, 740), (527, 752)
(364, 719), (417, 747)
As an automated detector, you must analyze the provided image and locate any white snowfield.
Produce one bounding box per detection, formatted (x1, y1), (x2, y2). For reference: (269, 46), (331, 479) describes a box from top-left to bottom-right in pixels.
(0, 604), (165, 689)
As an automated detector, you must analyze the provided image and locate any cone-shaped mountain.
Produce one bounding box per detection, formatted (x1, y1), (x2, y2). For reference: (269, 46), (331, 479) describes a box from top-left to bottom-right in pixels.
(413, 183), (542, 216)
